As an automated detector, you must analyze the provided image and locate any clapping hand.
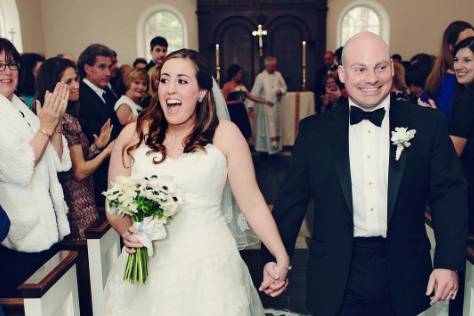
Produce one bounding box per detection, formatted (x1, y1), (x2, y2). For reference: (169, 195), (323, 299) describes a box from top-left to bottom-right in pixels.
(259, 262), (289, 297)
(426, 268), (459, 305)
(36, 82), (69, 135)
(93, 118), (113, 149)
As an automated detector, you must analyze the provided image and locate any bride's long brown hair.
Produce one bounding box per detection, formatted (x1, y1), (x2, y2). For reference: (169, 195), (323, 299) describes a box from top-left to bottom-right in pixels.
(125, 49), (219, 164)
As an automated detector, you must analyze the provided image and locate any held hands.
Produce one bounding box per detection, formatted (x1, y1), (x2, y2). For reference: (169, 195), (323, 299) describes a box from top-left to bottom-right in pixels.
(266, 100), (275, 107)
(259, 262), (289, 297)
(426, 268), (459, 305)
(36, 82), (69, 136)
(122, 226), (144, 254)
(93, 118), (113, 149)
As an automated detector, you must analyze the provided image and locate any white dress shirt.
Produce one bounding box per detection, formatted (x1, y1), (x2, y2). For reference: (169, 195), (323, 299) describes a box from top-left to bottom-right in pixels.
(83, 78), (106, 103)
(349, 94), (390, 237)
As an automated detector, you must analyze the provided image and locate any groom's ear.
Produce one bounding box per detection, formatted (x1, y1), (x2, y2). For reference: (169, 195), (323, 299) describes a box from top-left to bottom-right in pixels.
(338, 65), (346, 84)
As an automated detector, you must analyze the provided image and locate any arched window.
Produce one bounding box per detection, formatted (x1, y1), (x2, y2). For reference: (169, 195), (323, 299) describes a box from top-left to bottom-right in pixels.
(137, 5), (187, 60)
(0, 0), (23, 52)
(337, 0), (389, 47)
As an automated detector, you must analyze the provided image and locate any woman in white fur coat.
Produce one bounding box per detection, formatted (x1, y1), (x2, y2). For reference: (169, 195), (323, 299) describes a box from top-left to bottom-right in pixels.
(0, 38), (72, 298)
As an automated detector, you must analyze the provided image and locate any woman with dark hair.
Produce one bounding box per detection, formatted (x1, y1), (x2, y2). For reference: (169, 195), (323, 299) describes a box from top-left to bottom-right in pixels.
(18, 52), (45, 108)
(222, 64), (273, 142)
(450, 37), (474, 233)
(103, 49), (289, 315)
(36, 57), (114, 239)
(0, 38), (71, 297)
(422, 21), (474, 119)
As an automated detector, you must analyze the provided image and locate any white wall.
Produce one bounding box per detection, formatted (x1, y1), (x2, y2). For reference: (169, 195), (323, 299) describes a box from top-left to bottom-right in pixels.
(15, 0), (474, 64)
(17, 0), (198, 65)
(327, 0), (474, 59)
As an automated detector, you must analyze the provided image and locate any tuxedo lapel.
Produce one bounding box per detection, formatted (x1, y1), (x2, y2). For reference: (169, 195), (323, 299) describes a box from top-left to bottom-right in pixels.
(387, 101), (411, 224)
(329, 105), (353, 214)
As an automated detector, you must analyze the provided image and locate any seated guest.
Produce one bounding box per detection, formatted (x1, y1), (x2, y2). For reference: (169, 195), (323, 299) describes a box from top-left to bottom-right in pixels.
(78, 44), (122, 206)
(133, 58), (147, 70)
(17, 53), (45, 108)
(36, 57), (115, 240)
(222, 64), (273, 143)
(114, 69), (148, 126)
(320, 73), (347, 113)
(0, 38), (71, 297)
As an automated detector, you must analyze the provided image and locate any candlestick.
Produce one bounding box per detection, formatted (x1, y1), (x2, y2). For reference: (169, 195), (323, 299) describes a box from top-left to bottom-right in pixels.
(302, 41), (307, 90)
(215, 43), (220, 83)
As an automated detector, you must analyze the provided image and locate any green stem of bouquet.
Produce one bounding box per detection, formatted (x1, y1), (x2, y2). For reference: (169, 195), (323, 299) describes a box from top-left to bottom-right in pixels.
(123, 246), (149, 284)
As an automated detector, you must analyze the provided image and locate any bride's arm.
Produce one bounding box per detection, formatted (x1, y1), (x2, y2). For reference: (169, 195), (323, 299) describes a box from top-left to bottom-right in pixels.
(214, 121), (290, 269)
(106, 122), (143, 252)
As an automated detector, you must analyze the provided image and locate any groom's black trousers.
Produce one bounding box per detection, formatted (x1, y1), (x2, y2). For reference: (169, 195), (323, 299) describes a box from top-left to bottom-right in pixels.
(336, 237), (396, 316)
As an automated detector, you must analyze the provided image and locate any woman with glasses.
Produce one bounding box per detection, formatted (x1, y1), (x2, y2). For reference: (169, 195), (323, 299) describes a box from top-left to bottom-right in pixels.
(0, 38), (71, 298)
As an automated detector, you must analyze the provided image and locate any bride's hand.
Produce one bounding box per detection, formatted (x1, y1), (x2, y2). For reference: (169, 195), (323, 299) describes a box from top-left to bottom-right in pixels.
(259, 262), (289, 297)
(122, 226), (144, 254)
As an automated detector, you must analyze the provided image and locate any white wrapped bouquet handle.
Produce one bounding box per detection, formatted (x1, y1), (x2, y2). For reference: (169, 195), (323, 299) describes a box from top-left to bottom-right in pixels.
(133, 216), (167, 256)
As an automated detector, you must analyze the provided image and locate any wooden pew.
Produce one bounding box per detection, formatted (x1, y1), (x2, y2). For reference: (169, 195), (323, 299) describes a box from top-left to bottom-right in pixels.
(0, 250), (80, 316)
(85, 216), (121, 316)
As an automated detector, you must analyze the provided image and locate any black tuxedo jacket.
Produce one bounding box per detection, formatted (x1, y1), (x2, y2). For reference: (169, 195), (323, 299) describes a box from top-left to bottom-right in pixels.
(79, 81), (122, 205)
(262, 99), (468, 316)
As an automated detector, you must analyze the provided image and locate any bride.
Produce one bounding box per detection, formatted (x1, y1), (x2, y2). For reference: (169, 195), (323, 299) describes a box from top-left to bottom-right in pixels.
(104, 49), (289, 315)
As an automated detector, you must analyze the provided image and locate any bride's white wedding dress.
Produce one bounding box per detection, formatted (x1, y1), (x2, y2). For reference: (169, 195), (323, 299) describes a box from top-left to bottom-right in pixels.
(104, 144), (265, 315)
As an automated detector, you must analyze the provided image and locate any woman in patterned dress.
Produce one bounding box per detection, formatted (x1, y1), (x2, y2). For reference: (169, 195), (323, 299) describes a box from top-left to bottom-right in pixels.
(36, 57), (115, 239)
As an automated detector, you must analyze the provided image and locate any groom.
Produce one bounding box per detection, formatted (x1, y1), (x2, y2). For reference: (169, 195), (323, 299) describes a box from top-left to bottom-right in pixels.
(261, 32), (468, 316)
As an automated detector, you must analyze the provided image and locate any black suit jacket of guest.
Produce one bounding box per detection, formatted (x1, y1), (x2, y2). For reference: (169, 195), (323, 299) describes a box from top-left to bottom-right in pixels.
(79, 81), (122, 206)
(262, 99), (468, 316)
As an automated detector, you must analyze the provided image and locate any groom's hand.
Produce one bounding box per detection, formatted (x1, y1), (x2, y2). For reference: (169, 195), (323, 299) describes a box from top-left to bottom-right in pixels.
(426, 268), (459, 305)
(259, 262), (289, 297)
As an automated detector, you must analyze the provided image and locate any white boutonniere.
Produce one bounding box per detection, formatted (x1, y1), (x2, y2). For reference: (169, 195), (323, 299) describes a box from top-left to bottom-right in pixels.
(391, 127), (416, 161)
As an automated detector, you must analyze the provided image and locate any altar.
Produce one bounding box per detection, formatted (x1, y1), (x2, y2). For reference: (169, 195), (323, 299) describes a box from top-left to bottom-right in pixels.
(280, 91), (316, 146)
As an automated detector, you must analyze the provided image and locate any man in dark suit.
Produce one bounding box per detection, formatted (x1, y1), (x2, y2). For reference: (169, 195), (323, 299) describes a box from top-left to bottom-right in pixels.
(145, 36), (168, 72)
(78, 44), (122, 206)
(261, 32), (468, 316)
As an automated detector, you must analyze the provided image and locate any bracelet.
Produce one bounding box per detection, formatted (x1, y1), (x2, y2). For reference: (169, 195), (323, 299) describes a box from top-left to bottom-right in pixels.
(39, 127), (53, 137)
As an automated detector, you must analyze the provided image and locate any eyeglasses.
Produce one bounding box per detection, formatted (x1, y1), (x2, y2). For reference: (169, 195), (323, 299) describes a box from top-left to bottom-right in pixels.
(0, 63), (19, 72)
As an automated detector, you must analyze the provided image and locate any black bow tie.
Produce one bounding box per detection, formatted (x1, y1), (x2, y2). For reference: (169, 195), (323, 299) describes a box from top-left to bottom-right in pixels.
(349, 106), (386, 127)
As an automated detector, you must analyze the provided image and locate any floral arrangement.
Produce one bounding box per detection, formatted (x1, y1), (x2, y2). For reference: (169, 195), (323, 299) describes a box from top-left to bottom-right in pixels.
(104, 175), (182, 284)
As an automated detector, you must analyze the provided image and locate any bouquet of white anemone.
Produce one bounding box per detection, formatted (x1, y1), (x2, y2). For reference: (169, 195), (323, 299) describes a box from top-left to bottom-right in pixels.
(104, 174), (182, 284)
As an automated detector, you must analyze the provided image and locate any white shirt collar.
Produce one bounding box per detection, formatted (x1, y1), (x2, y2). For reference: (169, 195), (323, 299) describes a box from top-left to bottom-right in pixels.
(349, 93), (391, 113)
(83, 78), (106, 102)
